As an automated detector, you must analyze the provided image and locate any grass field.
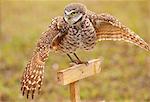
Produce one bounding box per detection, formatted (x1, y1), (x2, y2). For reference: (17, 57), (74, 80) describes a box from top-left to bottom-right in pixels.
(0, 0), (150, 102)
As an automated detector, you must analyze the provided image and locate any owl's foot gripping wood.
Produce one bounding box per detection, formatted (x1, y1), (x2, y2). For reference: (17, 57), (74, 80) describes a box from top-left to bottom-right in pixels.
(67, 53), (88, 65)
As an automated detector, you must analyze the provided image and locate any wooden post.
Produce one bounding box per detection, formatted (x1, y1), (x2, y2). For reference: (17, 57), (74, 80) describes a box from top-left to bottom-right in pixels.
(57, 58), (103, 102)
(70, 81), (80, 102)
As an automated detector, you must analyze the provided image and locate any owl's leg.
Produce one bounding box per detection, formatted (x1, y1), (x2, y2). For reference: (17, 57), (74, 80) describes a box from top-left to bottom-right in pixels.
(67, 54), (75, 63)
(67, 53), (88, 65)
(73, 53), (88, 65)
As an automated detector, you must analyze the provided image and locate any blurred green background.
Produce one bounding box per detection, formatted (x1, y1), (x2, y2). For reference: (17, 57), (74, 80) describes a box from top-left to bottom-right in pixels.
(0, 0), (150, 102)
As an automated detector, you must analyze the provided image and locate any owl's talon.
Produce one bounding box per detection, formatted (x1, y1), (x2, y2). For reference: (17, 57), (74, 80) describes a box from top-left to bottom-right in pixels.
(76, 61), (89, 65)
(72, 60), (79, 64)
(70, 60), (88, 65)
(78, 61), (89, 65)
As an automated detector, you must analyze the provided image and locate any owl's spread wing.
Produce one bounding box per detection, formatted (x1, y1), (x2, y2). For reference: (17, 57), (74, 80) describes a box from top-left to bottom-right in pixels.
(21, 17), (65, 99)
(88, 12), (150, 51)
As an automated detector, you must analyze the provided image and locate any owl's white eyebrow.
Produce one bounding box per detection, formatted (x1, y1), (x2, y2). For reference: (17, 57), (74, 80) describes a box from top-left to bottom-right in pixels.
(65, 10), (75, 15)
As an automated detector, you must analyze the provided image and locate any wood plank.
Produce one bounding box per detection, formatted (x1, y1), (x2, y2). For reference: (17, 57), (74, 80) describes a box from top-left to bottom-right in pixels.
(70, 81), (80, 102)
(57, 58), (103, 85)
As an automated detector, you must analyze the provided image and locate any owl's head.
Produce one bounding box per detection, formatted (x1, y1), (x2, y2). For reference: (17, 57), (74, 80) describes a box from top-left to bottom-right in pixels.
(64, 3), (87, 25)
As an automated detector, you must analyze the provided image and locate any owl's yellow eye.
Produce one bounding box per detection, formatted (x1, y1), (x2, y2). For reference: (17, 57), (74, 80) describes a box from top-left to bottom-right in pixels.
(71, 12), (76, 15)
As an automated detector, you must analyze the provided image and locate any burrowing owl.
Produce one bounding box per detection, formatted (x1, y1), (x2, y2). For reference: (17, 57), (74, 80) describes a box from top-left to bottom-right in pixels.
(21, 3), (150, 99)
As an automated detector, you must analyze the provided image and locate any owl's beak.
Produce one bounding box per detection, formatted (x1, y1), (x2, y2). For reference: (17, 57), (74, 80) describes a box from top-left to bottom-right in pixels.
(64, 10), (71, 24)
(64, 16), (69, 23)
(64, 15), (73, 25)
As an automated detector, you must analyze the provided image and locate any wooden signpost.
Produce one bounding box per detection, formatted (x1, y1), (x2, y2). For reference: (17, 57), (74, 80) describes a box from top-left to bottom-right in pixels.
(57, 58), (103, 102)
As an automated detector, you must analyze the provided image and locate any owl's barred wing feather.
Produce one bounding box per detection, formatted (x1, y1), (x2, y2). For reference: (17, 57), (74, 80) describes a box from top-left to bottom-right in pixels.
(88, 12), (150, 51)
(21, 17), (64, 99)
(21, 30), (51, 99)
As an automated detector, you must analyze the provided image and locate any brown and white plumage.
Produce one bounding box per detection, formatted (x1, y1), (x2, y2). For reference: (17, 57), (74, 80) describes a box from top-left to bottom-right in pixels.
(88, 12), (150, 51)
(21, 3), (150, 99)
(21, 17), (64, 98)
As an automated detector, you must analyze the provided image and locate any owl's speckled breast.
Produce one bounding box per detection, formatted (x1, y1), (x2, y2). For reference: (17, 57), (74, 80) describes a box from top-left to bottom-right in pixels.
(58, 17), (96, 53)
